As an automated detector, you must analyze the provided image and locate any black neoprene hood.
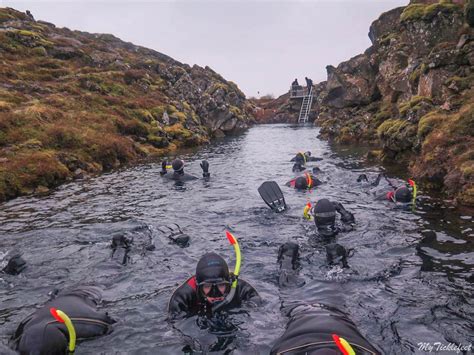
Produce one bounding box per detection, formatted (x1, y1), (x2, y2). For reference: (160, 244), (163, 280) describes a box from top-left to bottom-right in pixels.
(196, 252), (230, 284)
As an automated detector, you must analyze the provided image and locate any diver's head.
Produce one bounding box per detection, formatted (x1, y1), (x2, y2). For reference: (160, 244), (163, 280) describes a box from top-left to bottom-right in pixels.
(294, 176), (308, 190)
(305, 151), (311, 157)
(171, 159), (184, 173)
(394, 186), (412, 203)
(313, 199), (336, 227)
(196, 253), (231, 304)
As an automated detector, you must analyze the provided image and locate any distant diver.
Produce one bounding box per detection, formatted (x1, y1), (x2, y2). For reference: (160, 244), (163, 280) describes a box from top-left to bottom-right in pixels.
(160, 159), (210, 181)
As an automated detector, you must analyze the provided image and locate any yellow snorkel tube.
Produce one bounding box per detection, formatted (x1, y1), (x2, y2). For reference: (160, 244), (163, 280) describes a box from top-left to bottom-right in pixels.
(408, 178), (417, 210)
(333, 334), (356, 355)
(298, 152), (307, 165)
(303, 202), (312, 220)
(305, 172), (312, 188)
(212, 231), (241, 313)
(50, 308), (76, 354)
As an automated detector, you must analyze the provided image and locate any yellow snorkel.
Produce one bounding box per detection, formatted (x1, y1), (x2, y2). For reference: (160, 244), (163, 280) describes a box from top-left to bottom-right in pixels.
(50, 308), (76, 354)
(303, 202), (313, 220)
(408, 179), (417, 211)
(305, 172), (312, 188)
(332, 334), (356, 355)
(212, 231), (242, 313)
(298, 152), (307, 165)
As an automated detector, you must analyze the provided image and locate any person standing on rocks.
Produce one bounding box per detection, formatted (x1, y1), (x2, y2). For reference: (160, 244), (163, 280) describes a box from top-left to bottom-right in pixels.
(291, 78), (299, 96)
(305, 77), (313, 95)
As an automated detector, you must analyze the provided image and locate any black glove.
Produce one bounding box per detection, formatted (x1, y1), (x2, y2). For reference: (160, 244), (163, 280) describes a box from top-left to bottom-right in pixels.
(160, 160), (167, 176)
(200, 160), (210, 177)
(334, 202), (355, 224)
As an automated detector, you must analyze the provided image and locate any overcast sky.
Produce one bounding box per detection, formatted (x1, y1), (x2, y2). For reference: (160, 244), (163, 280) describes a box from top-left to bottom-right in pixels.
(4, 0), (407, 97)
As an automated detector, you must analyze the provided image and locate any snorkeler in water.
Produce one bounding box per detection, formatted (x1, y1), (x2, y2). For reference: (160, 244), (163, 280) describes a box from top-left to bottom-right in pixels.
(11, 287), (115, 354)
(160, 159), (210, 181)
(358, 173), (417, 207)
(304, 198), (355, 238)
(286, 172), (322, 190)
(168, 232), (261, 320)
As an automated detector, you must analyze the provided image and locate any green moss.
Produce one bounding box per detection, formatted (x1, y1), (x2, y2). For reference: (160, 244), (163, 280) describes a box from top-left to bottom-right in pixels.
(409, 67), (422, 85)
(146, 135), (169, 148)
(131, 109), (153, 123)
(398, 96), (432, 116)
(400, 4), (426, 22)
(377, 119), (405, 139)
(460, 161), (474, 179)
(167, 105), (178, 114)
(453, 103), (474, 136)
(164, 123), (193, 141)
(171, 111), (187, 122)
(209, 82), (228, 95)
(400, 2), (461, 22)
(417, 111), (445, 139)
(182, 101), (191, 111)
(31, 46), (47, 56)
(229, 105), (242, 116)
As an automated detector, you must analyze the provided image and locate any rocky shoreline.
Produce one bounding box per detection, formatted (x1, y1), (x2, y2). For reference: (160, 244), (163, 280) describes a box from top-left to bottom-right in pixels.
(0, 8), (255, 201)
(257, 0), (474, 206)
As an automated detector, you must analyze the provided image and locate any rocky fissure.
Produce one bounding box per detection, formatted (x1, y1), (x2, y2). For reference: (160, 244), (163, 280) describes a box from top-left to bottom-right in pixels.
(259, 0), (474, 206)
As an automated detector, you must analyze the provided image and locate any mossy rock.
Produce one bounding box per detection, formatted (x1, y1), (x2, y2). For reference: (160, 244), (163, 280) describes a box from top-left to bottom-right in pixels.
(31, 46), (47, 56)
(209, 82), (228, 95)
(170, 111), (187, 122)
(398, 96), (433, 117)
(417, 111), (445, 139)
(457, 186), (474, 207)
(377, 118), (417, 151)
(149, 105), (166, 119)
(146, 135), (169, 148)
(164, 123), (193, 141)
(400, 2), (461, 22)
(229, 105), (242, 117)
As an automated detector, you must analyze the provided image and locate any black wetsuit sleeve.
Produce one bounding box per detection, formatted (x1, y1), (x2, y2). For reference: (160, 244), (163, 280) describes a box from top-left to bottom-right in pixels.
(311, 175), (323, 187)
(237, 279), (262, 306)
(168, 280), (198, 319)
(307, 157), (323, 162)
(333, 202), (355, 224)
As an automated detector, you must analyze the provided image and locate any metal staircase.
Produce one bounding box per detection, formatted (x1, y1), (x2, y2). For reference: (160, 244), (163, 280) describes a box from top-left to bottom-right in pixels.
(298, 87), (314, 123)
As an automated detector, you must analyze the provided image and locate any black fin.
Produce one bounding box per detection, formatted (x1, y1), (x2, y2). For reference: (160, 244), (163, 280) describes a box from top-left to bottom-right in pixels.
(258, 181), (287, 212)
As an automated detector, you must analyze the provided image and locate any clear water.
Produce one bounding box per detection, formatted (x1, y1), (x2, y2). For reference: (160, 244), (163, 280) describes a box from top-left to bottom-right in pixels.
(0, 124), (472, 354)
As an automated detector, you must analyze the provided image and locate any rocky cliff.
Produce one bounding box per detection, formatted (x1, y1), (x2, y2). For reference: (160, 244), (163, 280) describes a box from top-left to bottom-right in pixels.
(266, 0), (474, 206)
(0, 8), (254, 201)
